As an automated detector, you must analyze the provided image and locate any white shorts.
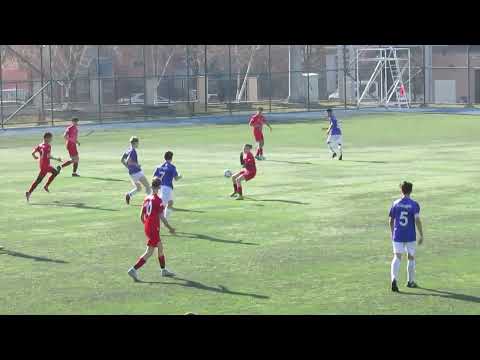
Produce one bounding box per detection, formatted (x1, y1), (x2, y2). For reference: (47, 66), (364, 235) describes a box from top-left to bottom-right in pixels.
(392, 241), (416, 256)
(160, 186), (174, 204)
(129, 170), (145, 183)
(327, 134), (342, 144)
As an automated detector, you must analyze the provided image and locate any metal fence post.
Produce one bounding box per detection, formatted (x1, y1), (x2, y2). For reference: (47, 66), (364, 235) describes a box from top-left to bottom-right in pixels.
(49, 45), (54, 126)
(423, 45), (426, 107)
(186, 45), (192, 116)
(0, 45), (4, 129)
(306, 46), (310, 111)
(268, 45), (272, 113)
(467, 45), (471, 105)
(97, 45), (102, 123)
(228, 45), (232, 115)
(40, 45), (45, 122)
(204, 45), (208, 113)
(143, 45), (147, 120)
(343, 45), (347, 110)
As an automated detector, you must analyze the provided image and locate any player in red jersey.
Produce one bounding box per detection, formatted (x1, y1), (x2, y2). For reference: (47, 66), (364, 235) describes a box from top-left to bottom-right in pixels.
(230, 144), (256, 200)
(61, 117), (80, 177)
(127, 177), (176, 281)
(249, 107), (272, 160)
(25, 132), (62, 202)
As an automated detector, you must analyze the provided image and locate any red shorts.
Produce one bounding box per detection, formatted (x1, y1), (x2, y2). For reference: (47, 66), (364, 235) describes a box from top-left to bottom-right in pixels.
(253, 128), (264, 142)
(145, 228), (161, 247)
(67, 142), (78, 157)
(39, 166), (56, 178)
(240, 169), (256, 181)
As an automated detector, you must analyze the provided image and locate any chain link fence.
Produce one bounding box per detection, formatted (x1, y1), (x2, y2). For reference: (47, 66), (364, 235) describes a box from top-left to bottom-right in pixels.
(1, 45), (478, 129)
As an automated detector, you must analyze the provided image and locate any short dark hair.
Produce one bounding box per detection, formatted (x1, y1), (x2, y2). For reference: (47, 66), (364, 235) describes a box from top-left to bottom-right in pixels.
(326, 108), (332, 113)
(152, 177), (162, 189)
(43, 132), (52, 139)
(400, 181), (413, 195)
(72, 117), (79, 123)
(244, 144), (253, 150)
(164, 151), (174, 161)
(257, 106), (264, 112)
(130, 136), (139, 144)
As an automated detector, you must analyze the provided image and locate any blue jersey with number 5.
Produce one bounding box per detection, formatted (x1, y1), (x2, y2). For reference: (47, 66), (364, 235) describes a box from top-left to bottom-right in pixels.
(389, 197), (420, 242)
(153, 162), (178, 189)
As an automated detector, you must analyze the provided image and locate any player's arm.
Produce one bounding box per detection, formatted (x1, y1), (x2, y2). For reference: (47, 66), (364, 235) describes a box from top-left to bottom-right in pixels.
(415, 215), (423, 245)
(240, 152), (245, 167)
(264, 119), (272, 131)
(389, 216), (394, 238)
(174, 171), (182, 181)
(120, 153), (128, 168)
(325, 123), (332, 135)
(49, 154), (62, 162)
(159, 213), (175, 234)
(140, 206), (146, 224)
(31, 147), (39, 160)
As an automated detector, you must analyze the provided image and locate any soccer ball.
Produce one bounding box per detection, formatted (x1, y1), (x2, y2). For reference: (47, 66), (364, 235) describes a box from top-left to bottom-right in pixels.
(224, 169), (232, 178)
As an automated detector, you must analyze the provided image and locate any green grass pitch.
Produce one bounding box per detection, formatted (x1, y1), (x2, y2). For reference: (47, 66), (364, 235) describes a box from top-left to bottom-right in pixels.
(1, 113), (480, 314)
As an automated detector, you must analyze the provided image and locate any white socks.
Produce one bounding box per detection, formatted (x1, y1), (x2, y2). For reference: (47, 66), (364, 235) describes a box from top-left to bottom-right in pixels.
(338, 144), (343, 155)
(128, 188), (138, 197)
(407, 259), (416, 283)
(328, 143), (336, 154)
(391, 256), (401, 282)
(164, 207), (172, 219)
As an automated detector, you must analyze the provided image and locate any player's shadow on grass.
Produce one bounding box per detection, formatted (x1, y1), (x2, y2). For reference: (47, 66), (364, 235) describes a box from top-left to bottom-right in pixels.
(402, 287), (480, 304)
(244, 197), (309, 205)
(31, 201), (119, 212)
(266, 159), (313, 165)
(167, 232), (258, 246)
(342, 160), (388, 164)
(80, 176), (129, 182)
(0, 249), (68, 264)
(171, 208), (206, 214)
(140, 277), (269, 299)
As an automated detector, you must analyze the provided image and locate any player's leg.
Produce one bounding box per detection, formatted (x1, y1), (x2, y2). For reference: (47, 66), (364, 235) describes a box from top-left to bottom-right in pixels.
(336, 136), (343, 160)
(43, 166), (62, 192)
(157, 242), (175, 277)
(72, 155), (80, 176)
(235, 174), (246, 200)
(160, 186), (174, 218)
(126, 174), (142, 204)
(391, 242), (404, 292)
(26, 171), (47, 201)
(230, 171), (242, 197)
(406, 242), (417, 287)
(138, 175), (152, 195)
(259, 138), (265, 159)
(326, 135), (337, 158)
(127, 245), (155, 281)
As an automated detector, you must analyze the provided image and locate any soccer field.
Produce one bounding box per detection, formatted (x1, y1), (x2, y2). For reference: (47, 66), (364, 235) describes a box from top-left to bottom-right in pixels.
(1, 113), (480, 314)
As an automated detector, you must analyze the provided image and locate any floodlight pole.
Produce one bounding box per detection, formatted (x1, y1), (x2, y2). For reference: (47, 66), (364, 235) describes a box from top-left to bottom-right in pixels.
(40, 45), (45, 122)
(356, 48), (359, 109)
(0, 45), (4, 129)
(49, 45), (54, 126)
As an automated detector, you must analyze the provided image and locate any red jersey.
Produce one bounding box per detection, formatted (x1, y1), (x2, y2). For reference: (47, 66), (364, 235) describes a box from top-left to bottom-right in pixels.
(142, 194), (164, 232)
(249, 114), (266, 130)
(65, 124), (78, 144)
(33, 143), (51, 170)
(243, 152), (256, 173)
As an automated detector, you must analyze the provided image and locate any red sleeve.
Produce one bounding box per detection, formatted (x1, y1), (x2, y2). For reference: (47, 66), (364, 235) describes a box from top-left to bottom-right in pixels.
(157, 198), (164, 213)
(33, 145), (40, 153)
(249, 116), (254, 126)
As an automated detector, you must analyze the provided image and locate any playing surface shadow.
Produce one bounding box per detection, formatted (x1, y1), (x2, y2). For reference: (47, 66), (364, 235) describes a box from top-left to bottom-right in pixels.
(166, 232), (258, 246)
(80, 176), (129, 182)
(265, 159), (313, 165)
(137, 277), (269, 299)
(399, 287), (480, 304)
(30, 200), (119, 212)
(243, 197), (309, 205)
(0, 249), (68, 264)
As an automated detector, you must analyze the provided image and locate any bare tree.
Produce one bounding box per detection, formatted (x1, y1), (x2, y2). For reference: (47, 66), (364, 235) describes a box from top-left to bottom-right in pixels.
(231, 45), (262, 102)
(148, 45), (176, 100)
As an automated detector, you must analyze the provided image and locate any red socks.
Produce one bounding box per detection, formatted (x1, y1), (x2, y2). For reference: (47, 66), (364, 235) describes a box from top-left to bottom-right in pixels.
(158, 255), (166, 269)
(61, 160), (73, 168)
(233, 183), (238, 193)
(73, 162), (78, 173)
(133, 257), (146, 270)
(44, 173), (57, 188)
(256, 148), (261, 157)
(237, 186), (243, 196)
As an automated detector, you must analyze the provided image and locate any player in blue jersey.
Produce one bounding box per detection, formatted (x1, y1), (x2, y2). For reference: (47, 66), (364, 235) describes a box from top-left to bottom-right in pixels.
(153, 151), (182, 219)
(121, 136), (151, 205)
(325, 109), (343, 160)
(389, 181), (424, 292)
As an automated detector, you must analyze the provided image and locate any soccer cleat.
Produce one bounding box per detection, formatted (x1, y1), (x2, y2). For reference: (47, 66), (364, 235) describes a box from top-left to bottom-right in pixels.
(127, 268), (139, 282)
(338, 154), (342, 160)
(391, 279), (399, 292)
(72, 173), (80, 177)
(236, 196), (244, 200)
(125, 193), (131, 205)
(161, 268), (175, 277)
(25, 192), (31, 202)
(43, 186), (50, 193)
(56, 166), (62, 174)
(406, 281), (418, 288)
(255, 155), (261, 160)
(229, 192), (238, 198)
(332, 153), (337, 159)
(260, 155), (266, 160)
